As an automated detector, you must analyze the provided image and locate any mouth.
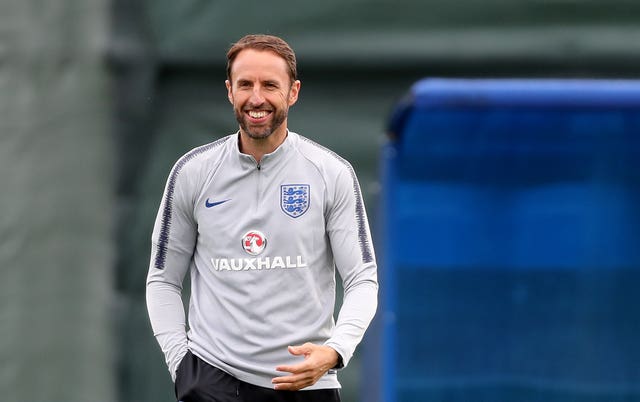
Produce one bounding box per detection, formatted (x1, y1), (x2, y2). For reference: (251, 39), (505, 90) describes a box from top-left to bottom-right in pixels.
(245, 109), (272, 122)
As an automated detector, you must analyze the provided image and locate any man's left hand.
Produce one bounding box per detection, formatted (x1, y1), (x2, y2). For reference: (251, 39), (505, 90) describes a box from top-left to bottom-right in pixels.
(272, 343), (339, 391)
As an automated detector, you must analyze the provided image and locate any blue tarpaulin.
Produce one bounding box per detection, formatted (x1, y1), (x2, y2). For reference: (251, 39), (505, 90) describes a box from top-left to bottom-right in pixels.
(365, 79), (640, 402)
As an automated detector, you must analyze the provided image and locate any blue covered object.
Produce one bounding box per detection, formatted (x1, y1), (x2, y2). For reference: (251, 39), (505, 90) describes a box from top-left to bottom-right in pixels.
(364, 79), (640, 402)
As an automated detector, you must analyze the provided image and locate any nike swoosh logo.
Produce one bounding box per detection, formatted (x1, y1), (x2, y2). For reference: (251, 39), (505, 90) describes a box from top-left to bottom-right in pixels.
(205, 198), (230, 208)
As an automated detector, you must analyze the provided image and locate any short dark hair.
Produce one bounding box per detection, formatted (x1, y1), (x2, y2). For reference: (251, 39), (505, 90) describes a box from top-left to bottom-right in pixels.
(226, 34), (297, 83)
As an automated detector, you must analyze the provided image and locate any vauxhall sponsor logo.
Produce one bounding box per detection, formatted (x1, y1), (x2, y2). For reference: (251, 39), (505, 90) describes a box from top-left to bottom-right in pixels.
(211, 255), (308, 271)
(211, 229), (308, 272)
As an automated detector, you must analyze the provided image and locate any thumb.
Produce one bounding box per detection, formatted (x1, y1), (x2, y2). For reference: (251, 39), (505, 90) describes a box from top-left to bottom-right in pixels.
(287, 343), (312, 356)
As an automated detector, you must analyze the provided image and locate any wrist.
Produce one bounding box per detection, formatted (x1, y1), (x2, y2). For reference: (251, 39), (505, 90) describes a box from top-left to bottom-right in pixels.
(326, 346), (344, 369)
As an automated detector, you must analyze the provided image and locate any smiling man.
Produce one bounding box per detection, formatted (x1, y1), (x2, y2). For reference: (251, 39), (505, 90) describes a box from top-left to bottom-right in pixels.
(146, 34), (378, 402)
(227, 47), (297, 142)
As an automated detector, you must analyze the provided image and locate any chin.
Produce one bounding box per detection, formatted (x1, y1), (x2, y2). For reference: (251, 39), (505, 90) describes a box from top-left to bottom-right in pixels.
(244, 129), (273, 140)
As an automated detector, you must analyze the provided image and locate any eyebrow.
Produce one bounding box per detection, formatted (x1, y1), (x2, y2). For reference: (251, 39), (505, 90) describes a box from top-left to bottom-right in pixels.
(234, 78), (282, 87)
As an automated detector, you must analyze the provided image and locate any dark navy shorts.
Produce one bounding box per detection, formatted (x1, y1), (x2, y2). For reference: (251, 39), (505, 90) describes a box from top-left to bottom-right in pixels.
(175, 350), (341, 402)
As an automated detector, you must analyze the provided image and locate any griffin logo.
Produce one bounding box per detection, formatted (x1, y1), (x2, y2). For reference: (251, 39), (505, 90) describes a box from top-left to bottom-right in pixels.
(242, 230), (267, 256)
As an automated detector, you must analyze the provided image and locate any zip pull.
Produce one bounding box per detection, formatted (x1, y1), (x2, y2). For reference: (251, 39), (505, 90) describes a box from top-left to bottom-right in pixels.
(256, 162), (261, 171)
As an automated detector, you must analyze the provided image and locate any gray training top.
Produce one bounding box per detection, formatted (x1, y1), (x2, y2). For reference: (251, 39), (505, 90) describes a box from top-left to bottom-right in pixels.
(146, 131), (378, 390)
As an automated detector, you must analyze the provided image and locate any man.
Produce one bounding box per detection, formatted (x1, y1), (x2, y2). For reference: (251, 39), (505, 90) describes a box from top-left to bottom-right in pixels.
(146, 34), (378, 402)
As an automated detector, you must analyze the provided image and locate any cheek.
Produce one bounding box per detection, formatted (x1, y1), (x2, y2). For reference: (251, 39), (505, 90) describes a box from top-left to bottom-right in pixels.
(230, 94), (246, 108)
(277, 91), (292, 106)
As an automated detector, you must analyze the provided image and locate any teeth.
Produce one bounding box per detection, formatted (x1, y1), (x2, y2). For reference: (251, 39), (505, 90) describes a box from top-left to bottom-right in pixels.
(248, 110), (268, 118)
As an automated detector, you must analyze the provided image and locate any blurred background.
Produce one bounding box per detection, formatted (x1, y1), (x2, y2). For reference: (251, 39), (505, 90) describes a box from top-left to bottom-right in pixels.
(2, 0), (640, 401)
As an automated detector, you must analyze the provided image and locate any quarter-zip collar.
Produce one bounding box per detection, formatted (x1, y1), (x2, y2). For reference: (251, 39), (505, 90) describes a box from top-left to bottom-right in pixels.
(234, 130), (294, 170)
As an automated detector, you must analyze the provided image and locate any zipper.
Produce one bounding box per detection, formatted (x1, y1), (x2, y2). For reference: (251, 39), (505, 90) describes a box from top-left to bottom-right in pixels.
(255, 161), (262, 212)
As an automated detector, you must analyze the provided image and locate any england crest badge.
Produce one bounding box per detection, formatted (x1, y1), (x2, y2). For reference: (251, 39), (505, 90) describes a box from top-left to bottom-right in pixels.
(281, 184), (310, 218)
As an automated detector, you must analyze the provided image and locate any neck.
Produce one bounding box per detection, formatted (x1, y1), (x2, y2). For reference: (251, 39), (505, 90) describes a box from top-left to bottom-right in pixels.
(238, 127), (288, 163)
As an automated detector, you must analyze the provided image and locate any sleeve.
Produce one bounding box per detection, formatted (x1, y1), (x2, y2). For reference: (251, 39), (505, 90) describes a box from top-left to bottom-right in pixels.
(323, 165), (379, 368)
(146, 159), (198, 381)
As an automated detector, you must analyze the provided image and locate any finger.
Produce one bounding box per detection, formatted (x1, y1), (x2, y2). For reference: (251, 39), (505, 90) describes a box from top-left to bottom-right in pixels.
(273, 381), (306, 391)
(275, 360), (310, 374)
(272, 374), (305, 388)
(272, 373), (299, 384)
(272, 374), (312, 391)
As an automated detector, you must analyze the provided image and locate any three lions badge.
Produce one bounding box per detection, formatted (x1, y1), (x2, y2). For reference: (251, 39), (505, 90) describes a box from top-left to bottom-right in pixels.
(281, 184), (310, 218)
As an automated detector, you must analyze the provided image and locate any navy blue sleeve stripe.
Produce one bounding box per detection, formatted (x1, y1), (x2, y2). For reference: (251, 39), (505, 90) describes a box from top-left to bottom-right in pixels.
(154, 137), (228, 270)
(299, 137), (374, 264)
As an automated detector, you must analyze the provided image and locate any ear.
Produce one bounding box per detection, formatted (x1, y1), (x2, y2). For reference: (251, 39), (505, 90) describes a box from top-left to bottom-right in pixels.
(288, 80), (301, 106)
(225, 80), (233, 105)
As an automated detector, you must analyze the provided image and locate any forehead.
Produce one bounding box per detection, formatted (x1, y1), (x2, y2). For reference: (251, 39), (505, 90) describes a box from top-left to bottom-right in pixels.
(230, 49), (290, 82)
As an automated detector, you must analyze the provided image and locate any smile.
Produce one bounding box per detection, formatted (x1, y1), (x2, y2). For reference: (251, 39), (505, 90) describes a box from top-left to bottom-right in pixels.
(247, 110), (270, 119)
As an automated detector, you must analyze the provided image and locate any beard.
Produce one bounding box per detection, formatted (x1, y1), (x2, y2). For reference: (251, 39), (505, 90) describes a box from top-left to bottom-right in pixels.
(235, 106), (288, 140)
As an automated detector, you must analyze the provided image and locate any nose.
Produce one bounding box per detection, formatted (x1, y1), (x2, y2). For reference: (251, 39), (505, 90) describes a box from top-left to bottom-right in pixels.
(249, 87), (265, 105)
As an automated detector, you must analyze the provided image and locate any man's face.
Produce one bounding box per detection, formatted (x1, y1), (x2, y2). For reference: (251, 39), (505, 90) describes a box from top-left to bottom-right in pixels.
(226, 49), (300, 140)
